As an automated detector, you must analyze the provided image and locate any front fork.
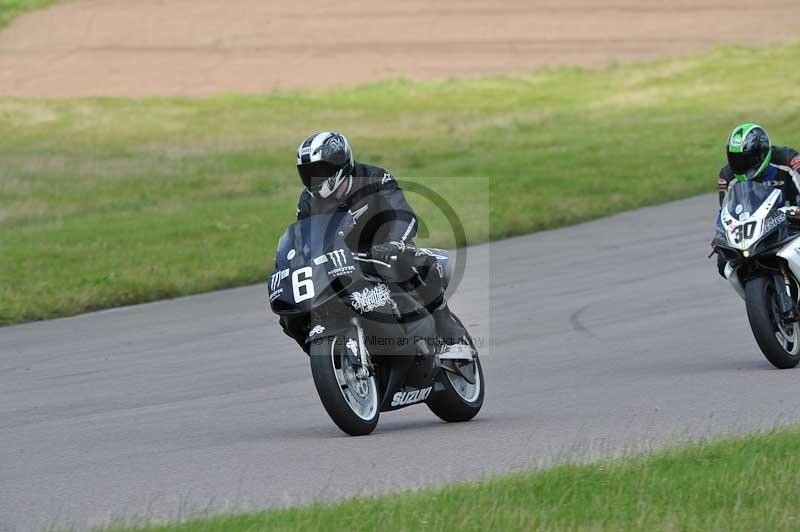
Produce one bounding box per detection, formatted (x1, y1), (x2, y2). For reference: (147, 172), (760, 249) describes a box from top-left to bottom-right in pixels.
(773, 266), (797, 322)
(349, 318), (372, 379)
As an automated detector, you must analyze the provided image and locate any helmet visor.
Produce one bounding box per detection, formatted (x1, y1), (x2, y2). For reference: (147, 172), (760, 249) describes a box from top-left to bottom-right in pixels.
(728, 150), (766, 179)
(298, 161), (340, 191)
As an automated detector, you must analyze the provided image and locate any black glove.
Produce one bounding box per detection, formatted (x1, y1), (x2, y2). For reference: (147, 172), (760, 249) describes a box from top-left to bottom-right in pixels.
(370, 241), (405, 263)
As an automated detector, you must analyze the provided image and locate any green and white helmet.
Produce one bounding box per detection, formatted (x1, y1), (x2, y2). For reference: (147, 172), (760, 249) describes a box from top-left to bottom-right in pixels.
(727, 123), (772, 182)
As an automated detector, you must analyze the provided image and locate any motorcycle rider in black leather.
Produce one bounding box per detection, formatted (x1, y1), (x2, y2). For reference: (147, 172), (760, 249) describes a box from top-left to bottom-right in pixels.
(283, 131), (469, 355)
(715, 124), (800, 277)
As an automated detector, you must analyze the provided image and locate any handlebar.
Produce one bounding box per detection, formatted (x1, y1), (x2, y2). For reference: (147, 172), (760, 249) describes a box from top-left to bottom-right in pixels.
(354, 252), (398, 263)
(353, 244), (417, 264)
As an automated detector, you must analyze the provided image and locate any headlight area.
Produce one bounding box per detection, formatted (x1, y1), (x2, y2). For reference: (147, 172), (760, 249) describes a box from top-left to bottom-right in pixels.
(718, 228), (789, 263)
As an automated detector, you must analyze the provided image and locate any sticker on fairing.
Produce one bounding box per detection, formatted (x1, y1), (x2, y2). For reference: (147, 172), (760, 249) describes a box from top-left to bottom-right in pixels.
(390, 386), (432, 407)
(350, 284), (393, 313)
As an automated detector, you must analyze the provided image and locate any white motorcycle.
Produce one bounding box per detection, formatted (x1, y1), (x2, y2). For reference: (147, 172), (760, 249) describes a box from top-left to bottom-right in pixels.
(715, 179), (800, 369)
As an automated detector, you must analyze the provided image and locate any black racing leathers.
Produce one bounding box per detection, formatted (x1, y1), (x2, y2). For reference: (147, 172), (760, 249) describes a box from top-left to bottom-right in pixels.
(716, 146), (800, 276)
(282, 163), (465, 349)
(296, 163), (417, 253)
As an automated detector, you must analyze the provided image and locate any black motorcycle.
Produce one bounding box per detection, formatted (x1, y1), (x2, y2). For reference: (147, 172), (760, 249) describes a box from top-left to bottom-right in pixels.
(268, 211), (484, 435)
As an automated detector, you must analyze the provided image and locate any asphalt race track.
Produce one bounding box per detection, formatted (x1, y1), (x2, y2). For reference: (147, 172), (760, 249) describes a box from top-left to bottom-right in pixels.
(3, 194), (800, 531)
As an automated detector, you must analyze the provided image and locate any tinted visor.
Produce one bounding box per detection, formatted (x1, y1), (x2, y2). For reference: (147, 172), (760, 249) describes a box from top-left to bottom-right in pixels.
(298, 161), (340, 190)
(727, 150), (765, 177)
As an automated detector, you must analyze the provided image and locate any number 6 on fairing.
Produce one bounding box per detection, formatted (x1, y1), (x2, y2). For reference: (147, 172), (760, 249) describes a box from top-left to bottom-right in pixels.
(292, 267), (315, 302)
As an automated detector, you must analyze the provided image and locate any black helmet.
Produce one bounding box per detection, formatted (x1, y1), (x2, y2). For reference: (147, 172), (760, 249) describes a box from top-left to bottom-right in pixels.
(296, 132), (354, 198)
(727, 123), (772, 181)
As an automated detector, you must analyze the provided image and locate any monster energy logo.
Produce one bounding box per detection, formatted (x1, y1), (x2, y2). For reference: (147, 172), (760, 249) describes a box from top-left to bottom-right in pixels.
(329, 249), (355, 276)
(269, 268), (290, 302)
(327, 249), (347, 269)
(270, 268), (289, 293)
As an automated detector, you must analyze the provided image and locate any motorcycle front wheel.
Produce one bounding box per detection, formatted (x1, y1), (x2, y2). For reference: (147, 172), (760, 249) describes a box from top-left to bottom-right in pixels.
(745, 276), (800, 369)
(310, 336), (380, 435)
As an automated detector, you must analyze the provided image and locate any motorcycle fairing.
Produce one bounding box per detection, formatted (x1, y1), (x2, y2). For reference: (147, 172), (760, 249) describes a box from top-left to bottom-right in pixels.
(716, 180), (794, 262)
(270, 212), (357, 316)
(719, 184), (782, 251)
(778, 236), (800, 281)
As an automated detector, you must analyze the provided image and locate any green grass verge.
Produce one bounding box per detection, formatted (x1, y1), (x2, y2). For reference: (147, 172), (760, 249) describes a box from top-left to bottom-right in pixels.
(105, 427), (800, 532)
(0, 0), (60, 29)
(3, 42), (800, 324)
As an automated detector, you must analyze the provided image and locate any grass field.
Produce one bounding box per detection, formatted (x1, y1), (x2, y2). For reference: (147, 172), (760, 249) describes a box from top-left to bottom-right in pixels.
(0, 0), (59, 28)
(103, 427), (800, 532)
(3, 43), (800, 324)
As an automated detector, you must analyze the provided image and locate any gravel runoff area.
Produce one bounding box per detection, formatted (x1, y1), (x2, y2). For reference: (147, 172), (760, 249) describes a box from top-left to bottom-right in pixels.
(0, 0), (798, 96)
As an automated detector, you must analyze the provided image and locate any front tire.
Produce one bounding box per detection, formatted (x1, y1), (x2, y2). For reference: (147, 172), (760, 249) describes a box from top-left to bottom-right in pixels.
(310, 336), (380, 435)
(745, 276), (800, 369)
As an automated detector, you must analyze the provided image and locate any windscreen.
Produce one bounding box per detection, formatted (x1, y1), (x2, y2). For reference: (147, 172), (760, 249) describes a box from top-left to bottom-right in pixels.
(275, 211), (353, 269)
(724, 180), (782, 219)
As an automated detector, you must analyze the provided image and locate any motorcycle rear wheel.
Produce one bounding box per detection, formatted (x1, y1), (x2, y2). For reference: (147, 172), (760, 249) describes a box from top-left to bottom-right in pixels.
(427, 356), (484, 422)
(745, 276), (800, 369)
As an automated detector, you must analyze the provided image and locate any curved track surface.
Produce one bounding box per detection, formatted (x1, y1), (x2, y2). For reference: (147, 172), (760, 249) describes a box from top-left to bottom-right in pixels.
(3, 194), (800, 531)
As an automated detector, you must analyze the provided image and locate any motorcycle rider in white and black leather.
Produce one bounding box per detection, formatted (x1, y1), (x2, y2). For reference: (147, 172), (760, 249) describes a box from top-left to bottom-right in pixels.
(282, 131), (470, 357)
(715, 123), (800, 277)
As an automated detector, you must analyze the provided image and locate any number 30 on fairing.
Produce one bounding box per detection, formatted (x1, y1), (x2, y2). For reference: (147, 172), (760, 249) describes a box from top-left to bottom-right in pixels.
(292, 267), (315, 302)
(732, 221), (757, 244)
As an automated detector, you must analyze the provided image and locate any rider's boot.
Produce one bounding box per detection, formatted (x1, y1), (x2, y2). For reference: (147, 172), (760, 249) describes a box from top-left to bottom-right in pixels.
(410, 254), (473, 360)
(429, 297), (473, 360)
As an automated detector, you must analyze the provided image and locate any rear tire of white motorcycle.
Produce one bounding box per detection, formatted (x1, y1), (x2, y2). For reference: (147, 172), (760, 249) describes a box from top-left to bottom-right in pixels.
(309, 337), (380, 436)
(427, 357), (485, 422)
(745, 276), (800, 369)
